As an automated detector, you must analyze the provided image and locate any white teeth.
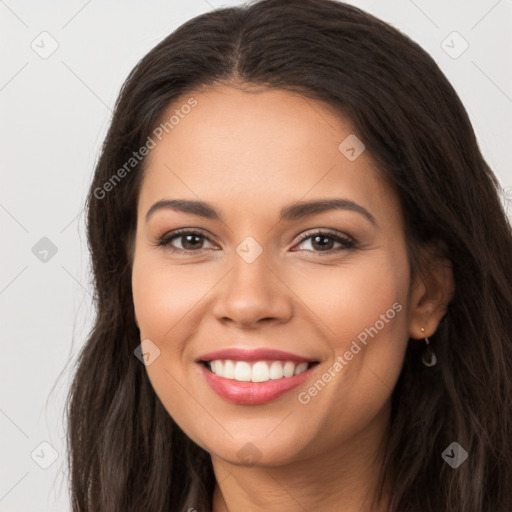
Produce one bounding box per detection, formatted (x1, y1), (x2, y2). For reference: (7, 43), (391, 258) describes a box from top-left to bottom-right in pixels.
(283, 361), (295, 378)
(223, 359), (235, 379)
(269, 361), (284, 379)
(251, 361), (270, 382)
(207, 359), (311, 382)
(234, 361), (252, 381)
(211, 360), (222, 375)
(294, 362), (308, 375)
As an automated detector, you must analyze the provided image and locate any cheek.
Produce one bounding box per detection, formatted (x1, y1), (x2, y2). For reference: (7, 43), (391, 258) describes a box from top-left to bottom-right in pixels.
(303, 251), (410, 343)
(131, 251), (207, 435)
(294, 253), (410, 444)
(132, 250), (215, 341)
(309, 249), (411, 407)
(326, 249), (410, 396)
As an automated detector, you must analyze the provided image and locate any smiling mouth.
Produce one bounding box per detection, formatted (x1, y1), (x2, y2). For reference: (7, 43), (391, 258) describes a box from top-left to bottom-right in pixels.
(200, 359), (319, 383)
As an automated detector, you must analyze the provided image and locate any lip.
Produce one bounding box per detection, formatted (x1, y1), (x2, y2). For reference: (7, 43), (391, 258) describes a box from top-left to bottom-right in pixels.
(197, 347), (316, 364)
(196, 347), (320, 405)
(197, 359), (319, 405)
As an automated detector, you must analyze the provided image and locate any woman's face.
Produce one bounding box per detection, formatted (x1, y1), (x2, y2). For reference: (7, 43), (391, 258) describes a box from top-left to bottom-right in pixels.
(131, 85), (422, 466)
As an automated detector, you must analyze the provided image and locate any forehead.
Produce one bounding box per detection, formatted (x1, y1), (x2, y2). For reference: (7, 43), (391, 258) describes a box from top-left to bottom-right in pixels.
(138, 85), (398, 224)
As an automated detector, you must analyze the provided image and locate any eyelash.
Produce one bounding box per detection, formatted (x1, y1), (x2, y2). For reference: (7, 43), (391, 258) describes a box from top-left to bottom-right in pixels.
(155, 228), (356, 255)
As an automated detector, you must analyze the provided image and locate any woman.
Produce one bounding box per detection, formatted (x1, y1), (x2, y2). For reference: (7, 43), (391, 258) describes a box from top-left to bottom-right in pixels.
(66, 0), (512, 510)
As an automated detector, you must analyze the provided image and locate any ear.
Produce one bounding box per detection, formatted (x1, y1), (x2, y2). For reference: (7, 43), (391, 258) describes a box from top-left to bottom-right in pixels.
(408, 241), (455, 339)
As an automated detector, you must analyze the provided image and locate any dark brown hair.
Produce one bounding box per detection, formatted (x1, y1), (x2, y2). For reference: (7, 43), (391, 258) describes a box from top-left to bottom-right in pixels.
(66, 0), (512, 510)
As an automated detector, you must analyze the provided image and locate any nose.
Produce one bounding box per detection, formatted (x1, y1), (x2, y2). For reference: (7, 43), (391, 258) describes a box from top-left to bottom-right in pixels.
(211, 250), (294, 329)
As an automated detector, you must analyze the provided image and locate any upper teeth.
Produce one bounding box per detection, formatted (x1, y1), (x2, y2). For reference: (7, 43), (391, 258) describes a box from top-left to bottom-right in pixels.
(208, 360), (310, 382)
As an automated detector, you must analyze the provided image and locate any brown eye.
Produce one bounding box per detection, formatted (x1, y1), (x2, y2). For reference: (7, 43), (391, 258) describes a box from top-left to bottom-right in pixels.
(157, 229), (216, 252)
(293, 230), (355, 253)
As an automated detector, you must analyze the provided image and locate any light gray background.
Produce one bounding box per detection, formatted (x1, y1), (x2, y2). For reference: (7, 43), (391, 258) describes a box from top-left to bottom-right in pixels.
(1, 1), (511, 510)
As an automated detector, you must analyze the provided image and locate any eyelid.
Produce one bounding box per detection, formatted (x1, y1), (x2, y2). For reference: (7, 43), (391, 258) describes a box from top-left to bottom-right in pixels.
(155, 227), (218, 250)
(295, 228), (355, 245)
(292, 229), (355, 252)
(155, 227), (355, 254)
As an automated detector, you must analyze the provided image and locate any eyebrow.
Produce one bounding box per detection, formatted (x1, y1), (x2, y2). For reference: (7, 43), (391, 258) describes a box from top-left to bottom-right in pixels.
(145, 198), (377, 226)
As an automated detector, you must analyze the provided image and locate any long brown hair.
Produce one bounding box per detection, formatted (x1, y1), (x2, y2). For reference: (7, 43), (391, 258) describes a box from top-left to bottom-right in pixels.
(66, 0), (512, 510)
